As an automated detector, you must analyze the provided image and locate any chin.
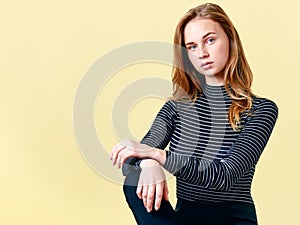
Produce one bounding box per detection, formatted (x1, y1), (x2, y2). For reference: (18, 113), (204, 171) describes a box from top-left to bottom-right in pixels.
(200, 71), (217, 77)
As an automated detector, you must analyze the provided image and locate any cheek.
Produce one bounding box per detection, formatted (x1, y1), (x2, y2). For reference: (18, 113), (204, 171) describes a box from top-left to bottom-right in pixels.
(222, 39), (230, 61)
(223, 45), (230, 62)
(216, 43), (230, 65)
(187, 52), (199, 68)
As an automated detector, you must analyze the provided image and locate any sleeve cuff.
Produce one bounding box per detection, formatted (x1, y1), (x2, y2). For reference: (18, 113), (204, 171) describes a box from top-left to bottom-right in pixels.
(162, 151), (189, 175)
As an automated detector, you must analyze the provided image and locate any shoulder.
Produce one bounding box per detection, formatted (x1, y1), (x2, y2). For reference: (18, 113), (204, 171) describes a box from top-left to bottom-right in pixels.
(162, 99), (178, 111)
(156, 99), (179, 119)
(251, 97), (279, 120)
(252, 97), (278, 112)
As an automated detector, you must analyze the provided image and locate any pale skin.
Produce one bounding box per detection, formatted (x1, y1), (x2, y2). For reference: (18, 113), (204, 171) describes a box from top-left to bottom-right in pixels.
(110, 140), (166, 212)
(110, 18), (230, 212)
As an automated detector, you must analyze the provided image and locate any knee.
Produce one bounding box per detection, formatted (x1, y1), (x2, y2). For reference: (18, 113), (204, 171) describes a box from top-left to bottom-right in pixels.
(123, 170), (141, 205)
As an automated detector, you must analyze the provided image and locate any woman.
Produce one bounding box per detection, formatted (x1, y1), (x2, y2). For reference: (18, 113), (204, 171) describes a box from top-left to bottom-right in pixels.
(110, 3), (278, 225)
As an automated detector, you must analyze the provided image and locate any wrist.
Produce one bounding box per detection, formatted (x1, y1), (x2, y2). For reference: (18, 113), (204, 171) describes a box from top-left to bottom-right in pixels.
(152, 148), (166, 165)
(140, 159), (159, 168)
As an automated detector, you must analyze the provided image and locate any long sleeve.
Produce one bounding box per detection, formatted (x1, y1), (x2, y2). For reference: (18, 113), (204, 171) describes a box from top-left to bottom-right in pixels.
(163, 98), (278, 191)
(122, 100), (177, 176)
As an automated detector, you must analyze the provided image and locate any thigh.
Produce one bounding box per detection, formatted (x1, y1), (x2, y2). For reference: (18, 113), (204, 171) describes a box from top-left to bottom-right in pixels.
(123, 171), (179, 225)
(175, 200), (234, 225)
(175, 200), (258, 225)
(231, 202), (258, 225)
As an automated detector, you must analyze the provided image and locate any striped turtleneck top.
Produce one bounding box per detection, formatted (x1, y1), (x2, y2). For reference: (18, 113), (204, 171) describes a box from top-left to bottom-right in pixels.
(123, 85), (278, 204)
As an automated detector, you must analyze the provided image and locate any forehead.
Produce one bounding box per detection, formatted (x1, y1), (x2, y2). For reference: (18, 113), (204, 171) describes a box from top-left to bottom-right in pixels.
(184, 18), (224, 41)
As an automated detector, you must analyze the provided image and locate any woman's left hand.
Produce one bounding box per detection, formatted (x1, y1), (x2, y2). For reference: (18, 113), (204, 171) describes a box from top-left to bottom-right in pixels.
(110, 139), (166, 168)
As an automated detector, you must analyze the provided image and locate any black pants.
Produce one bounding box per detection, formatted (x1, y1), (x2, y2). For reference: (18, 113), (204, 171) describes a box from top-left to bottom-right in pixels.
(123, 171), (258, 225)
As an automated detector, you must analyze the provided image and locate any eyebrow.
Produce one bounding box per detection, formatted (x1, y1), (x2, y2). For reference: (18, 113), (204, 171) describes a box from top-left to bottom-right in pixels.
(185, 32), (216, 46)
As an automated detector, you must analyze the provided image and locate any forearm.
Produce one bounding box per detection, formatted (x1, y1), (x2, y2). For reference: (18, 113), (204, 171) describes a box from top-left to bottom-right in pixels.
(149, 148), (166, 165)
(140, 152), (166, 168)
(120, 146), (166, 176)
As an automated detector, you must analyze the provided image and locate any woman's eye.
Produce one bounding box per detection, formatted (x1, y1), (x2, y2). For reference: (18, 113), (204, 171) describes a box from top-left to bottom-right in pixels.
(206, 38), (215, 44)
(188, 45), (197, 50)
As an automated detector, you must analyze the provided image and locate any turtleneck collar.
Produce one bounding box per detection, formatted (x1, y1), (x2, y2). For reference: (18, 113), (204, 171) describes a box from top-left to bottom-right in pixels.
(201, 83), (231, 99)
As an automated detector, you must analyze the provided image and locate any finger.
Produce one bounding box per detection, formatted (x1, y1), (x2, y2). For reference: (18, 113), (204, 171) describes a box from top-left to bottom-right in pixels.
(119, 147), (143, 169)
(136, 176), (144, 199)
(136, 184), (143, 199)
(146, 185), (155, 213)
(110, 143), (122, 159)
(111, 144), (126, 166)
(163, 180), (169, 201)
(154, 182), (163, 211)
(142, 185), (148, 210)
(118, 150), (130, 169)
(110, 143), (121, 164)
(118, 149), (133, 169)
(117, 150), (124, 169)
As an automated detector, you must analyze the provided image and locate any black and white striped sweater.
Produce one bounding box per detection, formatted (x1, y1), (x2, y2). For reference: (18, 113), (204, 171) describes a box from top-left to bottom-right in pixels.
(124, 85), (278, 204)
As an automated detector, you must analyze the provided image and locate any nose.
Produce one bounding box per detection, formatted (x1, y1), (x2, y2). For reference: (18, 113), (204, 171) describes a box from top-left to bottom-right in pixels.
(197, 46), (209, 59)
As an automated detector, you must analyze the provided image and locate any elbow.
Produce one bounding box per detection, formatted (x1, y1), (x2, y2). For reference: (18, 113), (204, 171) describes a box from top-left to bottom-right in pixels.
(211, 174), (234, 192)
(214, 183), (232, 192)
(191, 178), (232, 191)
(212, 163), (238, 191)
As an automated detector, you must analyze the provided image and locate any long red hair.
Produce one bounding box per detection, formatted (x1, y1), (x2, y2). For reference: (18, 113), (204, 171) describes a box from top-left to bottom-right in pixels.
(171, 3), (254, 130)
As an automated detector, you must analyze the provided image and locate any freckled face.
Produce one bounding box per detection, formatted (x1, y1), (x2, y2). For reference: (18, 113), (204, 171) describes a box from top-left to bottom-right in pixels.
(184, 18), (230, 85)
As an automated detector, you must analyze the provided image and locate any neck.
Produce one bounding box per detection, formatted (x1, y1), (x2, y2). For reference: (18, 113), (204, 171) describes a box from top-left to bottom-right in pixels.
(202, 83), (229, 99)
(205, 76), (225, 86)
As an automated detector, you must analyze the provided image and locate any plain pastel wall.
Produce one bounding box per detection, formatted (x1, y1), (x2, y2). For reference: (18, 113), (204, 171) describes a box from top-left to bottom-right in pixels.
(0, 0), (298, 224)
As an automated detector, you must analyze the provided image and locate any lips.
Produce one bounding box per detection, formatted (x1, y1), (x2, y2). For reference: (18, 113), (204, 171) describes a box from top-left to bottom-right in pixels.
(200, 61), (213, 70)
(201, 62), (213, 67)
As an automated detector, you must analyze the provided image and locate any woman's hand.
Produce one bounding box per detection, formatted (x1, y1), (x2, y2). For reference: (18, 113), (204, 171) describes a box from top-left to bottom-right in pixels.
(110, 139), (166, 168)
(137, 159), (169, 213)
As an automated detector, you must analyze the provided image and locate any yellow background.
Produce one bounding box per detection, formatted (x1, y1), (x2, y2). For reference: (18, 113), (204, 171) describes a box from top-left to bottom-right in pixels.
(0, 0), (298, 224)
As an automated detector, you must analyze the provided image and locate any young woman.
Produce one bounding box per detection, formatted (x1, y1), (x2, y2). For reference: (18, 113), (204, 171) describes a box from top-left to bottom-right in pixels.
(110, 3), (278, 225)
